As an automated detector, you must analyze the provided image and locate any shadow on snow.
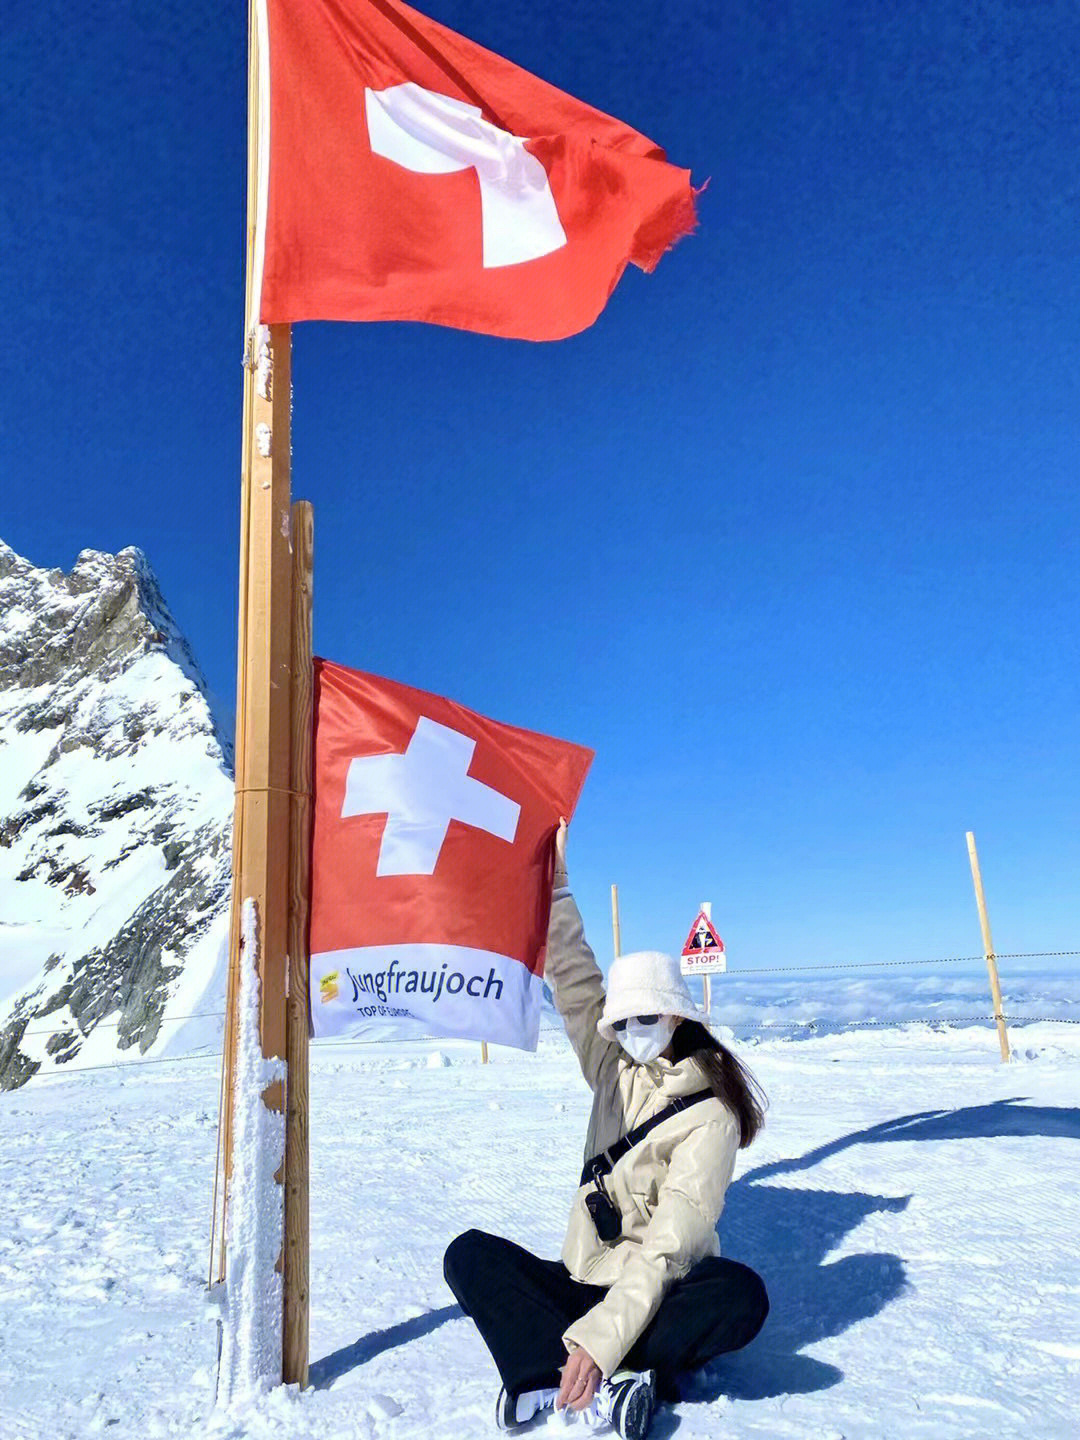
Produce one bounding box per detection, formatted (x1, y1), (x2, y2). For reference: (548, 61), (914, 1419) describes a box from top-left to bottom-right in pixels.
(309, 1304), (463, 1390)
(747, 1097), (1080, 1184)
(685, 1098), (1080, 1411)
(309, 1099), (1078, 1416)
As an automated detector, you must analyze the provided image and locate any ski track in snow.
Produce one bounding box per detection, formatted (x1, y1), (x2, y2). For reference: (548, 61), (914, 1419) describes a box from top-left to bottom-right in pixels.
(2, 1025), (1079, 1440)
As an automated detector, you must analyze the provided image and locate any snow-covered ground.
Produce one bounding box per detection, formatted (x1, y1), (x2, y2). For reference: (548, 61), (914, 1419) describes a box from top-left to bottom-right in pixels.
(2, 1001), (1079, 1440)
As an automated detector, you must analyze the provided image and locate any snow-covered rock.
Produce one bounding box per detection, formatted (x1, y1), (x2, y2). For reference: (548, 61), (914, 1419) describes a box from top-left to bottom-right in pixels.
(0, 538), (234, 1088)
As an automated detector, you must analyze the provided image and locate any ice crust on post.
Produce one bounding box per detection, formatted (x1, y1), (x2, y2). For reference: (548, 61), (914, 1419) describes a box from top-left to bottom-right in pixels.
(216, 899), (287, 1408)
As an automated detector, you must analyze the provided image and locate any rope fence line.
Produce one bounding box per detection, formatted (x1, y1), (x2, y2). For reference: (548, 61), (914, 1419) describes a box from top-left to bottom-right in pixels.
(17, 1010), (227, 1040)
(724, 1015), (1080, 1030)
(732, 956), (978, 974)
(312, 1024), (567, 1048)
(996, 951), (1080, 959)
(21, 1019), (572, 1078)
(28, 1049), (228, 1080)
(22, 1012), (1080, 1081)
(11, 949), (1077, 1039)
(725, 950), (1080, 975)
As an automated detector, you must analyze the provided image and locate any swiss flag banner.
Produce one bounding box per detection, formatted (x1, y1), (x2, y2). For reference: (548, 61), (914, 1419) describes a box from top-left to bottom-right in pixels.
(257, 0), (697, 339)
(310, 660), (593, 1048)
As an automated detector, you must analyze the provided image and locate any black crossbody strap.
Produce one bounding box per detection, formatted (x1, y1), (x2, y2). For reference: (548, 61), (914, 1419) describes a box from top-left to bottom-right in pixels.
(580, 1089), (714, 1187)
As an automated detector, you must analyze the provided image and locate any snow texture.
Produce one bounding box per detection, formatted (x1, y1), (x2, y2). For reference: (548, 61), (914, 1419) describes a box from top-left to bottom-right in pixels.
(255, 327), (273, 401)
(215, 899), (287, 1413)
(1, 1011), (1078, 1439)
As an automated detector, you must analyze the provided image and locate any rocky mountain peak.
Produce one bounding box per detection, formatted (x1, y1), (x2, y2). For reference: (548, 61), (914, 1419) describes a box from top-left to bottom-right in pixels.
(0, 540), (230, 756)
(0, 539), (234, 1089)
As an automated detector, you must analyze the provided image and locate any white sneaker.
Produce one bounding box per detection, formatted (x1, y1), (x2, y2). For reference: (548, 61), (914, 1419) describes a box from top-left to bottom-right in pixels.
(594, 1369), (657, 1440)
(495, 1385), (557, 1430)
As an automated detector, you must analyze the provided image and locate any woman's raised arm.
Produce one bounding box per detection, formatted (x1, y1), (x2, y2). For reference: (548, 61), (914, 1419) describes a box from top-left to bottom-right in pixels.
(544, 820), (619, 1092)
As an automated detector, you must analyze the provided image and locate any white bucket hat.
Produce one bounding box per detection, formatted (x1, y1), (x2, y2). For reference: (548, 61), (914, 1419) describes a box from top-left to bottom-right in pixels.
(597, 950), (700, 1041)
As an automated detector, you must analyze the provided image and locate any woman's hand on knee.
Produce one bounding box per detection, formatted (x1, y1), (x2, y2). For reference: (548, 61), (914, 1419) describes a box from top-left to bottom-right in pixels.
(556, 1346), (602, 1412)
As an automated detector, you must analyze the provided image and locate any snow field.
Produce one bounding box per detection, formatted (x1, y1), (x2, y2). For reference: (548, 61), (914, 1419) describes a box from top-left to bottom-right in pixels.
(2, 1023), (1079, 1439)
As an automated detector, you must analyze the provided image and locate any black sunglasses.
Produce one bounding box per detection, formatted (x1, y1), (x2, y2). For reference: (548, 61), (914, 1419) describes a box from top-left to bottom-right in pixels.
(611, 1015), (661, 1032)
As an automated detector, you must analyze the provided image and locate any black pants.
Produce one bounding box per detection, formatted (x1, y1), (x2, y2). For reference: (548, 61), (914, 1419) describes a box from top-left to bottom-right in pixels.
(443, 1229), (768, 1399)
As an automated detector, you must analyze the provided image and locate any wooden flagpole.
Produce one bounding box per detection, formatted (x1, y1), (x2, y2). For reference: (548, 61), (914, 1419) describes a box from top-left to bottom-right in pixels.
(284, 501), (313, 1386)
(966, 832), (1011, 1063)
(223, 307), (294, 1156)
(213, 0), (299, 1380)
(218, 313), (293, 1253)
(215, 0), (271, 1288)
(611, 884), (622, 959)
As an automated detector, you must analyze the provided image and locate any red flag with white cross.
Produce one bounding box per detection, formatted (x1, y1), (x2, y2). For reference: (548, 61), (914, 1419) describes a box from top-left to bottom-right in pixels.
(255, 0), (697, 339)
(309, 660), (593, 1048)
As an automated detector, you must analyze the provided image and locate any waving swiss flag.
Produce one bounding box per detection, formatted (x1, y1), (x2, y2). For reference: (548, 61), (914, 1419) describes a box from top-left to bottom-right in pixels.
(310, 661), (593, 1048)
(256, 0), (698, 339)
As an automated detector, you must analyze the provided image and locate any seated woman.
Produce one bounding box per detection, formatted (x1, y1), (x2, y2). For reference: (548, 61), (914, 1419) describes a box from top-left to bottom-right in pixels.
(444, 821), (769, 1439)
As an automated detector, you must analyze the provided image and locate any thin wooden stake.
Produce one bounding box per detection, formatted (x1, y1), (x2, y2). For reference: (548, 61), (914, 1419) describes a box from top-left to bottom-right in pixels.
(283, 500), (313, 1387)
(481, 1042), (489, 1064)
(611, 884), (622, 959)
(966, 832), (1010, 1063)
(701, 901), (712, 1017)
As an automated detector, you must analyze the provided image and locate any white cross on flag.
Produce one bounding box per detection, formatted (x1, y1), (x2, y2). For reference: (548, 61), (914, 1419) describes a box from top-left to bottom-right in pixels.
(256, 0), (698, 339)
(310, 660), (593, 1049)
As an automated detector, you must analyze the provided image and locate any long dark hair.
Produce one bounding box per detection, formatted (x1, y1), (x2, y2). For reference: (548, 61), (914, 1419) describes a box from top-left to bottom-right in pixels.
(670, 1020), (766, 1148)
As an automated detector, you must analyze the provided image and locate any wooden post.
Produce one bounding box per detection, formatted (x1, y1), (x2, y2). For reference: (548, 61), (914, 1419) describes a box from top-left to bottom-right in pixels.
(220, 316), (294, 1213)
(611, 883), (622, 959)
(213, 342), (294, 1269)
(966, 832), (1010, 1063)
(701, 901), (712, 1017)
(212, 0), (295, 1355)
(481, 1042), (489, 1064)
(283, 501), (313, 1387)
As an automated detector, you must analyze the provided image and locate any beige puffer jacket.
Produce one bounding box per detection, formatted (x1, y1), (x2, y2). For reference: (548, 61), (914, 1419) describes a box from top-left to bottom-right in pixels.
(545, 888), (741, 1378)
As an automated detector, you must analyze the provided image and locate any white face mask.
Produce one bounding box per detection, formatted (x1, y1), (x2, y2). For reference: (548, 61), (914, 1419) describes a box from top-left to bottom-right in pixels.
(616, 1016), (677, 1065)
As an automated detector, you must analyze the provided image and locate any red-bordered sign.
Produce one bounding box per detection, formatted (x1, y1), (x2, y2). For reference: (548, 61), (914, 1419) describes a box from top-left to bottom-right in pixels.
(679, 910), (726, 973)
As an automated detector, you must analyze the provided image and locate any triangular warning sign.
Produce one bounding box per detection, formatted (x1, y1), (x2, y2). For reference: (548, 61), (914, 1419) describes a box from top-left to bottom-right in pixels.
(680, 910), (724, 957)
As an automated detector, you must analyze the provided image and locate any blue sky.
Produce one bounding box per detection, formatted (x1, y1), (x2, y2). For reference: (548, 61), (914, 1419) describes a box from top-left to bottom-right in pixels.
(3, 0), (1078, 982)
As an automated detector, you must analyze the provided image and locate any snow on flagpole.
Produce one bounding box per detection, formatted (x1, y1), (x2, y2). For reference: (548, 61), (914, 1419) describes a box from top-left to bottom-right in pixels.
(216, 900), (287, 1408)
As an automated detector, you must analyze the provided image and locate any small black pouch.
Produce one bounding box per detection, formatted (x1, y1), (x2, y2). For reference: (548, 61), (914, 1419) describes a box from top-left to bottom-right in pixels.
(585, 1183), (622, 1243)
(578, 1090), (714, 1246)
